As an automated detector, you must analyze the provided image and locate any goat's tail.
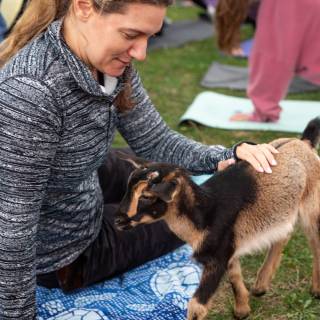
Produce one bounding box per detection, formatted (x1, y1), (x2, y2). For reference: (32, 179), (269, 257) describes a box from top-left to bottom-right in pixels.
(301, 117), (320, 149)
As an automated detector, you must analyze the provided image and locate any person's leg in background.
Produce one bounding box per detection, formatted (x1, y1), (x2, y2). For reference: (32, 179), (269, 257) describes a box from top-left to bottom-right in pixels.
(230, 1), (259, 58)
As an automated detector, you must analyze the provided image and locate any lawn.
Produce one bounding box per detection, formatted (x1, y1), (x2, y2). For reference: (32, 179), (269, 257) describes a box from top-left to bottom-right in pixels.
(113, 4), (320, 319)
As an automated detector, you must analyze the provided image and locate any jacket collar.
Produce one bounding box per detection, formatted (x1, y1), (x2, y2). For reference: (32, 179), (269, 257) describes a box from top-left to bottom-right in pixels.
(46, 19), (128, 101)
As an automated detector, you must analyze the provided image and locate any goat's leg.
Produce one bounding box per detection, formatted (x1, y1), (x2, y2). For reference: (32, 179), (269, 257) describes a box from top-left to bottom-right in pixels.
(187, 263), (226, 320)
(304, 225), (320, 298)
(299, 194), (320, 297)
(251, 237), (289, 296)
(227, 257), (251, 319)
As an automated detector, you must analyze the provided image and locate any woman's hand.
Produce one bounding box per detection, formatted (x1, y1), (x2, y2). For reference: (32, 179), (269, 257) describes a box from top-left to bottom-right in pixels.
(235, 143), (279, 173)
(218, 158), (236, 171)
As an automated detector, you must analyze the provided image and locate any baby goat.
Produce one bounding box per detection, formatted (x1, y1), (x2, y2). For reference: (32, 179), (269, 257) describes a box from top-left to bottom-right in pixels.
(115, 117), (320, 320)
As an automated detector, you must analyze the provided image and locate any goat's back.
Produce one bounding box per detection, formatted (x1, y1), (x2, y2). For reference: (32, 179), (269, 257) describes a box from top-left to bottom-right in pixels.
(233, 138), (320, 257)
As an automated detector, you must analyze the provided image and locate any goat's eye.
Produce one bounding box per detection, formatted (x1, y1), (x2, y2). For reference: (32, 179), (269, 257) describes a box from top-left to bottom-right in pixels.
(139, 194), (157, 204)
(140, 194), (155, 200)
(141, 191), (154, 198)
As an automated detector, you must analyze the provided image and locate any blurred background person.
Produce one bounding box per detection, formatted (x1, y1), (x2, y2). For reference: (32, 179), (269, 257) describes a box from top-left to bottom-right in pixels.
(216, 0), (320, 122)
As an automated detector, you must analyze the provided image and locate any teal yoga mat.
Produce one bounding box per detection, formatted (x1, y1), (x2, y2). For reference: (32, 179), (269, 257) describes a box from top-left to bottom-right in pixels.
(180, 92), (320, 133)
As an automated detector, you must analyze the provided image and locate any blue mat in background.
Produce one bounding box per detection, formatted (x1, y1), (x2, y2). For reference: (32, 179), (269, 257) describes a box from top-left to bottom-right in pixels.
(240, 38), (254, 58)
(180, 92), (320, 133)
(37, 243), (202, 319)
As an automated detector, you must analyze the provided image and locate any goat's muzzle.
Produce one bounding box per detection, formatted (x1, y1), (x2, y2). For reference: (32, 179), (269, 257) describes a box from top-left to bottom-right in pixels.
(114, 211), (133, 231)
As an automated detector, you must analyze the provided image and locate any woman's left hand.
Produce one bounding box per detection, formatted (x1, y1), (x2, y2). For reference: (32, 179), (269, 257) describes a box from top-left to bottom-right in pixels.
(235, 143), (279, 173)
(218, 158), (236, 171)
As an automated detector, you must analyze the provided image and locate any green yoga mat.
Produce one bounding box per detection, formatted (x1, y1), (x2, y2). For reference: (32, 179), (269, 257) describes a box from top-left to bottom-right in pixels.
(180, 92), (320, 133)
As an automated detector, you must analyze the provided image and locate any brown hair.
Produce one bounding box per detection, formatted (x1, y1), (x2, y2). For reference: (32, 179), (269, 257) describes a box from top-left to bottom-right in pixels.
(215, 0), (250, 53)
(0, 0), (173, 112)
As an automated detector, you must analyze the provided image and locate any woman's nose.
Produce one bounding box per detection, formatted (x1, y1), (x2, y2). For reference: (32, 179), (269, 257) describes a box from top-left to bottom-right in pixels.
(128, 38), (148, 61)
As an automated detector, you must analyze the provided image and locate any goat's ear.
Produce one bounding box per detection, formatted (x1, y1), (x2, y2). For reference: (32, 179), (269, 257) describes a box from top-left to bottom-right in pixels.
(150, 180), (178, 203)
(115, 151), (148, 169)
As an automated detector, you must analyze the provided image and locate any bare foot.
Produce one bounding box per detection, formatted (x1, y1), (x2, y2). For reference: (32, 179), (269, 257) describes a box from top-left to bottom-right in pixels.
(229, 113), (252, 121)
(231, 47), (245, 58)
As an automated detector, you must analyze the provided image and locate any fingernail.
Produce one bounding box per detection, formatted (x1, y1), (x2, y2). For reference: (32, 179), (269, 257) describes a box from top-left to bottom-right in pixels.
(271, 160), (277, 166)
(258, 167), (264, 173)
(266, 167), (272, 174)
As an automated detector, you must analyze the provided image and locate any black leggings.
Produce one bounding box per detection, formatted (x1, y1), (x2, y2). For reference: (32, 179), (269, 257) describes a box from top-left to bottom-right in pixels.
(37, 149), (184, 291)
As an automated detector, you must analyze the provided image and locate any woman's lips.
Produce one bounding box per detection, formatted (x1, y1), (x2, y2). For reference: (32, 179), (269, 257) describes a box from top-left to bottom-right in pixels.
(117, 58), (131, 66)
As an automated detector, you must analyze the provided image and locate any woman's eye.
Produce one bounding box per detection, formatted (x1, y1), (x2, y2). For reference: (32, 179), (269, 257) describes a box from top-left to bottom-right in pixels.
(123, 33), (137, 40)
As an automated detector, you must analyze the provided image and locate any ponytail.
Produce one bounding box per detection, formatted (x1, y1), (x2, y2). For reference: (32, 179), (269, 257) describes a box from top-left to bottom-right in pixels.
(0, 0), (171, 113)
(0, 0), (70, 67)
(215, 0), (250, 53)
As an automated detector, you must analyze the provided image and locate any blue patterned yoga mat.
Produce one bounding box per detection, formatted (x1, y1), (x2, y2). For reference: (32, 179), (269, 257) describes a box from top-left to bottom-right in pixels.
(37, 245), (202, 320)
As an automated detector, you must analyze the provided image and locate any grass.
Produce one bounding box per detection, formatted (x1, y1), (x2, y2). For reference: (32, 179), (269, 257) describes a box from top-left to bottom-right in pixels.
(113, 4), (320, 319)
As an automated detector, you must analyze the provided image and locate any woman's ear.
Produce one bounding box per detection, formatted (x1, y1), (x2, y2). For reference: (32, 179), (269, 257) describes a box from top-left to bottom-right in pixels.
(73, 0), (94, 21)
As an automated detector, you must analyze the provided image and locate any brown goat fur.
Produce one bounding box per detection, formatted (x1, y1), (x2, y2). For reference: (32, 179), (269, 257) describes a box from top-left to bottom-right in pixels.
(115, 118), (320, 320)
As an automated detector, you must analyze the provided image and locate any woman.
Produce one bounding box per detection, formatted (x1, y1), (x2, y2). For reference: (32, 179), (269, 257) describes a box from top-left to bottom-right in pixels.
(0, 0), (277, 318)
(216, 0), (320, 122)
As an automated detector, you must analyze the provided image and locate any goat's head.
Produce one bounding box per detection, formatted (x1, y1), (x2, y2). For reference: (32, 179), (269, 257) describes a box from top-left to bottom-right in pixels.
(115, 153), (189, 231)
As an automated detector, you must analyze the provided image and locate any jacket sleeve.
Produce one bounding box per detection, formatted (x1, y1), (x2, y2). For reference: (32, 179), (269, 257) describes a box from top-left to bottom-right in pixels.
(0, 76), (61, 319)
(116, 69), (235, 174)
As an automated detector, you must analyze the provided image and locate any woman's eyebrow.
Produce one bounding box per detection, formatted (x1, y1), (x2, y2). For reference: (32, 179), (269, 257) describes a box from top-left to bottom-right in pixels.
(120, 28), (145, 35)
(120, 28), (159, 36)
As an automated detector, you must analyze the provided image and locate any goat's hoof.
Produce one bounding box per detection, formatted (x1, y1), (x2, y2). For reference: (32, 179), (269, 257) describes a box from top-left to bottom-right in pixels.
(233, 306), (251, 319)
(187, 298), (208, 320)
(311, 289), (320, 299)
(187, 311), (207, 320)
(251, 287), (267, 297)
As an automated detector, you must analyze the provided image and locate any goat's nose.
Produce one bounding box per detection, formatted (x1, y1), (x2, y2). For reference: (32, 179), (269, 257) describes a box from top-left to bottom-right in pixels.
(114, 215), (126, 225)
(114, 212), (133, 231)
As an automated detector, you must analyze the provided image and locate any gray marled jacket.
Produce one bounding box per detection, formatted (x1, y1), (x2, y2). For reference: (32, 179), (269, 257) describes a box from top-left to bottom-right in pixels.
(0, 20), (234, 319)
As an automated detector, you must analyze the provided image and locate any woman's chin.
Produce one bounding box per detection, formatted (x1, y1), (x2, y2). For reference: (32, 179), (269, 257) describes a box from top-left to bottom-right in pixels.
(103, 66), (127, 77)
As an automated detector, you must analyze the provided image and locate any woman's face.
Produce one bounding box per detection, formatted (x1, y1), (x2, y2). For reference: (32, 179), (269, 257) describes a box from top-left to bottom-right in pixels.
(66, 2), (166, 77)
